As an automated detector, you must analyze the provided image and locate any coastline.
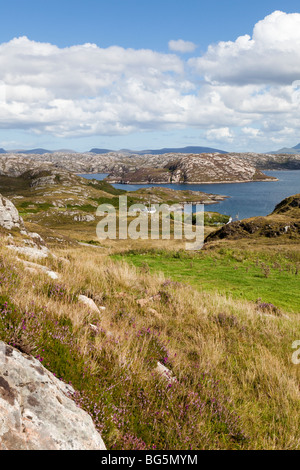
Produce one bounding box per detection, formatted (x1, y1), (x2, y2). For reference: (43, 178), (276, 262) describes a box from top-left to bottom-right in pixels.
(104, 177), (279, 185)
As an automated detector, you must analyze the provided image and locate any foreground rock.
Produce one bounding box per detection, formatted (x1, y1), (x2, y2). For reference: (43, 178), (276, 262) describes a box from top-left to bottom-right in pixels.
(0, 341), (106, 450)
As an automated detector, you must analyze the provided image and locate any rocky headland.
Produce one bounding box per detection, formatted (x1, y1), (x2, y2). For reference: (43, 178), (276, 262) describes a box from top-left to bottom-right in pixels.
(0, 151), (280, 184)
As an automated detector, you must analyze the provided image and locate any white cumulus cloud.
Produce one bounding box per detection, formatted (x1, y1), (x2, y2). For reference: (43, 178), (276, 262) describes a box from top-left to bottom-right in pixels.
(1, 11), (300, 152)
(206, 127), (234, 143)
(168, 39), (197, 53)
(188, 10), (300, 85)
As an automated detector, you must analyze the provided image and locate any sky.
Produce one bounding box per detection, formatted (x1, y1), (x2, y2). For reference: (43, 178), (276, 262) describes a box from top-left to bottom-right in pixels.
(1, 0), (300, 152)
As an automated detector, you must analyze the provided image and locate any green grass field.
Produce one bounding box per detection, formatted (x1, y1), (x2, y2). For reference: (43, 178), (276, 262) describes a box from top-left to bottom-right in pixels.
(113, 248), (300, 313)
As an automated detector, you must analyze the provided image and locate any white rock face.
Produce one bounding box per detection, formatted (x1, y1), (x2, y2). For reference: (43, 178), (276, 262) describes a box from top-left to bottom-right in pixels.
(0, 341), (106, 450)
(0, 195), (24, 230)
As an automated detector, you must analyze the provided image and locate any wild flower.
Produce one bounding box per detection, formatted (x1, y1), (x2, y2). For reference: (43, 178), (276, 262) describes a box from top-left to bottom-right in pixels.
(256, 302), (281, 316)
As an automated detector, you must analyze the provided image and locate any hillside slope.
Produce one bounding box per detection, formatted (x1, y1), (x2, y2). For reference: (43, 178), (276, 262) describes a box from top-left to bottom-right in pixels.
(0, 168), (227, 250)
(269, 143), (300, 155)
(0, 192), (299, 450)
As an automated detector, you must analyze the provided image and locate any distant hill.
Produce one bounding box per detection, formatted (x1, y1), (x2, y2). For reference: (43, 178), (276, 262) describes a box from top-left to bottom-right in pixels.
(136, 146), (228, 155)
(0, 148), (78, 155)
(89, 148), (114, 154)
(269, 143), (300, 154)
(89, 146), (228, 155)
(1, 148), (53, 155)
(18, 148), (53, 155)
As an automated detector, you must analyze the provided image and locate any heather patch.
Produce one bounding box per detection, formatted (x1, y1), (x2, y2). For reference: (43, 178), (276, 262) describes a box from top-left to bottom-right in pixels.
(0, 256), (19, 292)
(0, 293), (248, 450)
(0, 241), (299, 450)
(42, 281), (79, 303)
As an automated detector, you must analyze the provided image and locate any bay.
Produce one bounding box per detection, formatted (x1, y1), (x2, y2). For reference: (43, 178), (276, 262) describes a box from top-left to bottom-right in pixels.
(80, 170), (300, 220)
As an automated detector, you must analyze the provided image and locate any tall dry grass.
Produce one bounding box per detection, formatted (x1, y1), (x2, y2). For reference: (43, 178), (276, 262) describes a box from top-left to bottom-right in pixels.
(1, 240), (300, 449)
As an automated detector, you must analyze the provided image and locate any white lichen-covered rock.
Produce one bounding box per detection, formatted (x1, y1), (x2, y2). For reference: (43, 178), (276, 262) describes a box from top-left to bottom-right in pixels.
(0, 195), (24, 230)
(0, 341), (106, 450)
(7, 245), (49, 259)
(73, 214), (95, 222)
(17, 259), (59, 279)
(78, 295), (104, 314)
(155, 361), (176, 384)
(0, 195), (49, 259)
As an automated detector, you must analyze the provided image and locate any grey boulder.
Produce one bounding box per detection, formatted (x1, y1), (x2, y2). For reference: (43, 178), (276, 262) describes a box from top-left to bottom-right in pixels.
(0, 341), (106, 450)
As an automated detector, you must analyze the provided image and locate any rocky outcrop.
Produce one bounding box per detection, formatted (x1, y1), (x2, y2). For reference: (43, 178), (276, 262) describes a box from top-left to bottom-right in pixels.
(0, 152), (278, 183)
(23, 168), (81, 188)
(0, 155), (54, 177)
(0, 341), (106, 450)
(0, 193), (50, 258)
(104, 153), (276, 184)
(228, 152), (300, 170)
(0, 195), (24, 230)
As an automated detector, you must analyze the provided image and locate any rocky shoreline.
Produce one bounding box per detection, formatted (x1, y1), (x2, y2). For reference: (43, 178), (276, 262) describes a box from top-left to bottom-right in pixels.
(106, 177), (278, 185)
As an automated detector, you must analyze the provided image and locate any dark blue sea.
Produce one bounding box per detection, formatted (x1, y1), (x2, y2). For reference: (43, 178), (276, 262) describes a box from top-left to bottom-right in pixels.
(80, 170), (300, 220)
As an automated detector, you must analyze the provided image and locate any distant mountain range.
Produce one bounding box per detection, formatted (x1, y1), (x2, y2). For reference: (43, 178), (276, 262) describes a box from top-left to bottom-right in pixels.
(0, 145), (228, 155)
(0, 143), (300, 155)
(90, 145), (228, 155)
(0, 148), (78, 155)
(268, 143), (300, 154)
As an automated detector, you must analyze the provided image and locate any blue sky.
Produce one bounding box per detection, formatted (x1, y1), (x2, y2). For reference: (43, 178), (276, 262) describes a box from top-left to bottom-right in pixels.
(1, 1), (300, 152)
(2, 0), (299, 51)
